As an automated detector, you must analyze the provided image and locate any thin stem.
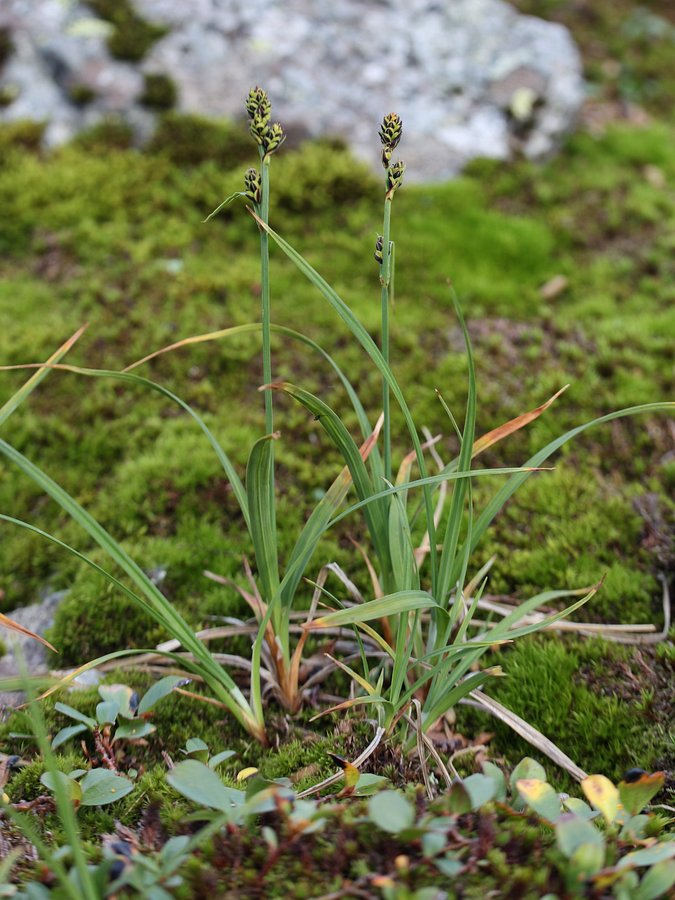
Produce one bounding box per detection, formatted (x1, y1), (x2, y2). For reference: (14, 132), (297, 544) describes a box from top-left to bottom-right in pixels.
(260, 153), (273, 435)
(380, 197), (393, 482)
(258, 149), (282, 678)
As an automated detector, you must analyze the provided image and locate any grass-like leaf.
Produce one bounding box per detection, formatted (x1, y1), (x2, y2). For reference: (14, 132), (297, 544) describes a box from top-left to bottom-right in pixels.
(305, 590), (437, 629)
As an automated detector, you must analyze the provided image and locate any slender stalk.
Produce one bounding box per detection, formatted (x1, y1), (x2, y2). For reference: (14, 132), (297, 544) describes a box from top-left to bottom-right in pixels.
(260, 151), (273, 436)
(259, 151), (279, 598)
(380, 197), (393, 483)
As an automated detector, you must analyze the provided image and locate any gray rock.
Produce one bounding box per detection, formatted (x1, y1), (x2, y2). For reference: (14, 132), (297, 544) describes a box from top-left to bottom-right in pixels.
(0, 589), (66, 712)
(0, 0), (584, 178)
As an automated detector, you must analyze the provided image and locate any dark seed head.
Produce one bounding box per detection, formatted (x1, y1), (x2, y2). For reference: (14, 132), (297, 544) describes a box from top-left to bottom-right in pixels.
(623, 768), (648, 783)
(263, 122), (286, 157)
(108, 859), (127, 882)
(386, 160), (406, 195)
(379, 112), (403, 150)
(374, 235), (384, 265)
(244, 167), (262, 203)
(111, 840), (134, 859)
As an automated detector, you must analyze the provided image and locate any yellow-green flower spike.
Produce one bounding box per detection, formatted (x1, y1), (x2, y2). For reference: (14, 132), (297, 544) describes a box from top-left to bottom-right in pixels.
(245, 86), (271, 123)
(244, 167), (262, 203)
(386, 160), (406, 196)
(263, 122), (286, 157)
(249, 113), (269, 146)
(379, 112), (403, 150)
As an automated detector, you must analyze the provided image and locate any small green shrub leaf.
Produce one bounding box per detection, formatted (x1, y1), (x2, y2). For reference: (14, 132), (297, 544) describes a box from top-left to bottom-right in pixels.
(620, 814), (651, 841)
(95, 700), (119, 725)
(40, 770), (83, 804)
(54, 702), (96, 729)
(434, 856), (463, 877)
(79, 769), (134, 806)
(510, 758), (546, 807)
(51, 723), (88, 749)
(482, 761), (507, 802)
(138, 675), (186, 715)
(563, 797), (598, 820)
(184, 737), (210, 762)
(555, 814), (603, 858)
(114, 718), (156, 741)
(98, 684), (136, 718)
(422, 830), (447, 858)
(167, 759), (244, 816)
(368, 790), (415, 834)
(447, 780), (472, 814)
(354, 773), (390, 796)
(618, 844), (675, 869)
(208, 750), (237, 769)
(463, 773), (497, 809)
(636, 860), (675, 900)
(516, 778), (563, 822)
(569, 841), (605, 879)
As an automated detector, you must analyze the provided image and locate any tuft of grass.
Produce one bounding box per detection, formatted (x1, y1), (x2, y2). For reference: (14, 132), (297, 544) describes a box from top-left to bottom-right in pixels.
(0, 107), (672, 757)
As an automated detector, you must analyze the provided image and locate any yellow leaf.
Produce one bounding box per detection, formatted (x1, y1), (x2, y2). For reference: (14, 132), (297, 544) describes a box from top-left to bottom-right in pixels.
(582, 774), (620, 825)
(518, 778), (549, 800)
(236, 767), (258, 782)
(328, 753), (359, 789)
(516, 778), (563, 821)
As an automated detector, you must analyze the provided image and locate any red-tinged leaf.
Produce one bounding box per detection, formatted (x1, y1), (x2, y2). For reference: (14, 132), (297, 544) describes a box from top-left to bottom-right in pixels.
(471, 385), (569, 458)
(0, 613), (57, 654)
(618, 770), (665, 816)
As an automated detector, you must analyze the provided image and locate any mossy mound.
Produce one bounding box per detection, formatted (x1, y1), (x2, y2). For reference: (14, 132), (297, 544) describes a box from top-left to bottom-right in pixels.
(83, 0), (168, 62)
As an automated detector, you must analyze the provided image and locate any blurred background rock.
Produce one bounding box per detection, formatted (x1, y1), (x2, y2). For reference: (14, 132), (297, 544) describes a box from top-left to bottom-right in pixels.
(0, 0), (588, 179)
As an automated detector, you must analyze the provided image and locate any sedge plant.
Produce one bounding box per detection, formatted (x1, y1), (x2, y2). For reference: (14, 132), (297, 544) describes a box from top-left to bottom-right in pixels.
(0, 92), (672, 760)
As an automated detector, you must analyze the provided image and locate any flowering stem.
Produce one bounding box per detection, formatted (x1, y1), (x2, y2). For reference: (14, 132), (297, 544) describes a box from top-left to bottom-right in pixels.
(259, 151), (278, 635)
(260, 152), (273, 436)
(380, 196), (393, 482)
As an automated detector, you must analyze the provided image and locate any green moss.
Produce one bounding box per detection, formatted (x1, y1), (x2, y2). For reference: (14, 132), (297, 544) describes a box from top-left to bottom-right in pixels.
(68, 84), (97, 107)
(478, 467), (660, 623)
(72, 118), (135, 153)
(0, 84), (18, 108)
(271, 143), (378, 214)
(140, 73), (177, 111)
(6, 751), (87, 803)
(0, 120), (45, 159)
(0, 26), (13, 69)
(456, 636), (674, 791)
(84, 0), (168, 62)
(148, 112), (259, 168)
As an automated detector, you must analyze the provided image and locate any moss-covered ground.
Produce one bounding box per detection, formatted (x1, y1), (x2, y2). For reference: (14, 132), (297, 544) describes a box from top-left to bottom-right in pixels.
(0, 0), (674, 894)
